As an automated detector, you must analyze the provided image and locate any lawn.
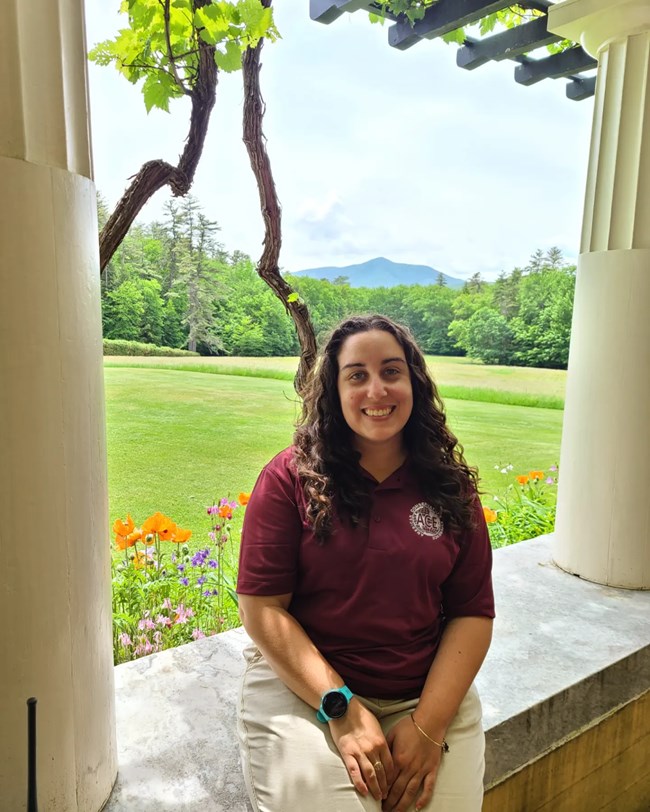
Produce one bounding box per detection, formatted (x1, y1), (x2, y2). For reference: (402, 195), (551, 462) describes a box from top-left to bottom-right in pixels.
(105, 365), (563, 547)
(105, 355), (567, 409)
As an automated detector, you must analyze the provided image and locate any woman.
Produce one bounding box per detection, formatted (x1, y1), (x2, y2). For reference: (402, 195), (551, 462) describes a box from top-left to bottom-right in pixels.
(236, 315), (494, 812)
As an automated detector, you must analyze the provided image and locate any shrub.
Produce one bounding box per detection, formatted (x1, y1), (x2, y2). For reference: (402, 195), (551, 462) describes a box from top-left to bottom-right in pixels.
(103, 338), (199, 357)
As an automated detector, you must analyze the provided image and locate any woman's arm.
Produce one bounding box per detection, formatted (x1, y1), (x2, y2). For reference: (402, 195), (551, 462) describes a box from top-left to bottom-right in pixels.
(239, 593), (395, 802)
(383, 616), (493, 812)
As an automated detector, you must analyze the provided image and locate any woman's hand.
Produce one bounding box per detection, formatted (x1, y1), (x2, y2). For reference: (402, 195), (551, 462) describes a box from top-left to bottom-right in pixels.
(329, 699), (395, 802)
(382, 716), (443, 812)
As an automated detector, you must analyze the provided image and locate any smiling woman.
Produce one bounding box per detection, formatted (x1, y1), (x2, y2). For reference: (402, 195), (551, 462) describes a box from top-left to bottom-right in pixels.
(235, 315), (495, 812)
(337, 330), (414, 472)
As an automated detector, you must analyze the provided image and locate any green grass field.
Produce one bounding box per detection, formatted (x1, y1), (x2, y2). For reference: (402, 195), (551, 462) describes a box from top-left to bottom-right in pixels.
(105, 362), (563, 544)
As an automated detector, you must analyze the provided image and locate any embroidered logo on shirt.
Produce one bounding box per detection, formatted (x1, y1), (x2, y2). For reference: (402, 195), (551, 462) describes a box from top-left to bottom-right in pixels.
(409, 502), (444, 539)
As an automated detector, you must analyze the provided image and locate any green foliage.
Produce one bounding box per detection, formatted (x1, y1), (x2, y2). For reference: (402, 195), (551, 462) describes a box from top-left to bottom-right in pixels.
(449, 249), (575, 368)
(486, 468), (558, 548)
(457, 307), (513, 365)
(89, 0), (279, 113)
(103, 338), (199, 356)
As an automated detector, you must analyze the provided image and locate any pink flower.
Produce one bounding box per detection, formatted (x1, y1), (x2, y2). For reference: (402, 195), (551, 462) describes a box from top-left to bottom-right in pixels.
(138, 617), (156, 631)
(118, 633), (132, 647)
(155, 614), (172, 627)
(162, 598), (173, 610)
(173, 604), (195, 625)
(192, 628), (205, 640)
(546, 477), (554, 485)
(135, 638), (153, 656)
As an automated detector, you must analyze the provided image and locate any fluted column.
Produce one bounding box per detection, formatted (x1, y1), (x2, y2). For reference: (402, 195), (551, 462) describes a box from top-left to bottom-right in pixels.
(548, 0), (650, 588)
(0, 0), (117, 809)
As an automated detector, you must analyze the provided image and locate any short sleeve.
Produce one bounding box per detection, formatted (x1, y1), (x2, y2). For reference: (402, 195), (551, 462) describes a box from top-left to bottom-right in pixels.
(440, 497), (495, 619)
(236, 450), (304, 596)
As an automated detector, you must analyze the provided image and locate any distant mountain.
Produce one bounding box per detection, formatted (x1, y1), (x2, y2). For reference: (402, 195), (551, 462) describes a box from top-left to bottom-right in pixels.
(290, 257), (465, 289)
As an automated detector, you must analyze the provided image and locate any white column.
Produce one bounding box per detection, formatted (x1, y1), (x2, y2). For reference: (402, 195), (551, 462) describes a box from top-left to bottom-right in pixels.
(548, 0), (650, 588)
(0, 1), (117, 809)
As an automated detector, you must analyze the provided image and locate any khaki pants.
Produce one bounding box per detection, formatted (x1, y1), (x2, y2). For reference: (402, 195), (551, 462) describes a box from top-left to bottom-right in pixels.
(237, 646), (485, 812)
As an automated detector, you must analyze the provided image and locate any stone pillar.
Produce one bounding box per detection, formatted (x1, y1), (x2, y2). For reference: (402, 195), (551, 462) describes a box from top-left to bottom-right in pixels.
(0, 1), (117, 809)
(548, 0), (650, 588)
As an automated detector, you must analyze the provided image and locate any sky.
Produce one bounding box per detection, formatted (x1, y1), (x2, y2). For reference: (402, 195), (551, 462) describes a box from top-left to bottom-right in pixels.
(83, 1), (595, 281)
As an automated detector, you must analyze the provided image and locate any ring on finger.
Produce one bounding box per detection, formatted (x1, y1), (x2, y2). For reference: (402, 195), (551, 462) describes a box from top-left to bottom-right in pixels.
(373, 761), (383, 771)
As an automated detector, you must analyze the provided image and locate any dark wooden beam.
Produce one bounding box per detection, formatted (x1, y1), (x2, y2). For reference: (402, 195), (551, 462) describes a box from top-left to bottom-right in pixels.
(457, 16), (561, 70)
(515, 46), (597, 85)
(566, 75), (596, 100)
(388, 0), (512, 50)
(310, 0), (384, 24)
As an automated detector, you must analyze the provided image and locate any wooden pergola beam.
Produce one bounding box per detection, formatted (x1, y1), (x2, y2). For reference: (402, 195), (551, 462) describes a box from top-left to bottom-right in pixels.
(566, 74), (597, 100)
(457, 16), (561, 70)
(310, 0), (393, 25)
(388, 0), (513, 50)
(515, 45), (597, 85)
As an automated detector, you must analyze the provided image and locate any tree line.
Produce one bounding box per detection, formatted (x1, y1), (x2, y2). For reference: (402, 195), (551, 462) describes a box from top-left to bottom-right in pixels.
(100, 195), (575, 369)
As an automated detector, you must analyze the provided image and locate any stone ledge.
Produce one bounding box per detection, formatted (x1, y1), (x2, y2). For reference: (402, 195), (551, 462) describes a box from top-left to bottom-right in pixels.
(104, 535), (650, 811)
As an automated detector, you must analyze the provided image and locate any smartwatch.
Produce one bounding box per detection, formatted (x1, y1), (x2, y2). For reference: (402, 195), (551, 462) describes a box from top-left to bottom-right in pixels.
(316, 685), (354, 723)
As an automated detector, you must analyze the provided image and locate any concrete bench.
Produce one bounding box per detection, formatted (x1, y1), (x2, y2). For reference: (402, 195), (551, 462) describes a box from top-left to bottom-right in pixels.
(104, 536), (650, 811)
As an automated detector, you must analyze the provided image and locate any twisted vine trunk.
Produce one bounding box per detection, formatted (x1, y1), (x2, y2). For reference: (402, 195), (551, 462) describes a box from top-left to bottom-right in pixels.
(99, 2), (217, 272)
(241, 0), (317, 393)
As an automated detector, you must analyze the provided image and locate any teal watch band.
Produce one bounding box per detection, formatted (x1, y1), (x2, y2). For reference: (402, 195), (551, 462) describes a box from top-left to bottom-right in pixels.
(316, 685), (354, 723)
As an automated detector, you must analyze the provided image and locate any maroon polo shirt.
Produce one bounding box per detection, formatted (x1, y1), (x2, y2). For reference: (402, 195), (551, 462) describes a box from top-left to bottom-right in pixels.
(237, 447), (495, 699)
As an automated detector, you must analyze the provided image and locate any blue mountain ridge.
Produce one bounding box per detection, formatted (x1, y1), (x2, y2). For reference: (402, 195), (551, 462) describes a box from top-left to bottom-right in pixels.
(289, 257), (465, 290)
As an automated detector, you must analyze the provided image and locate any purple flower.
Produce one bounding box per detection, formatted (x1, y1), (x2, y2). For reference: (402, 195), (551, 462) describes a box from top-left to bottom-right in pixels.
(208, 559), (218, 569)
(202, 589), (212, 597)
(197, 575), (206, 585)
(546, 477), (554, 485)
(179, 577), (189, 586)
(177, 564), (185, 573)
(549, 464), (558, 472)
(191, 549), (209, 567)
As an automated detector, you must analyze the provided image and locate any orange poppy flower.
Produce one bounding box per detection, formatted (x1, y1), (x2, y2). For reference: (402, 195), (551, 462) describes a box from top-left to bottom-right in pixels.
(172, 527), (192, 544)
(114, 515), (141, 550)
(482, 506), (498, 524)
(218, 505), (232, 519)
(516, 475), (530, 486)
(141, 512), (177, 543)
(528, 470), (544, 481)
(238, 492), (251, 506)
(113, 515), (135, 536)
(115, 533), (130, 551)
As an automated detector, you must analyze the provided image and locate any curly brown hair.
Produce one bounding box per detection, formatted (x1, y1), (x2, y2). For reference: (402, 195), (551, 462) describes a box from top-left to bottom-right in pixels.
(293, 314), (478, 541)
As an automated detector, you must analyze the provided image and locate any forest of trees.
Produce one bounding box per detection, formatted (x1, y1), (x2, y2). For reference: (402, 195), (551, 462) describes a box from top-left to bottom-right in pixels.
(100, 195), (576, 369)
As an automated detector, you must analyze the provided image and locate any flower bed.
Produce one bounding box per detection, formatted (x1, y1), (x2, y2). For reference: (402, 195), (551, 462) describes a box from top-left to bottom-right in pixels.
(111, 494), (249, 664)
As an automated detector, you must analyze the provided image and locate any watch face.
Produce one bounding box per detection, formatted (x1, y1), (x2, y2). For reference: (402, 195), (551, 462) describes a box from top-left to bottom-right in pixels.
(323, 690), (348, 719)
